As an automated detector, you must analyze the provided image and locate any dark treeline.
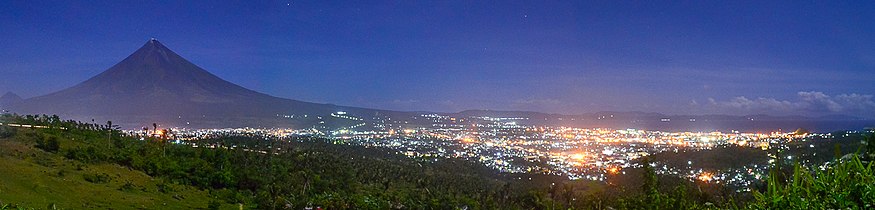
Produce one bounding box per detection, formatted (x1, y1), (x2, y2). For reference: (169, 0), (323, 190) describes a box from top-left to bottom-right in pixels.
(1, 114), (872, 209)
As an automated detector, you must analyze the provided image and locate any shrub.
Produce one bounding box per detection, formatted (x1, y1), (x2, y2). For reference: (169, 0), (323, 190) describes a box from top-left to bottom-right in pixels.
(157, 180), (179, 193)
(83, 173), (111, 184)
(208, 200), (222, 210)
(0, 126), (15, 138)
(119, 181), (137, 192)
(35, 135), (60, 153)
(749, 155), (875, 209)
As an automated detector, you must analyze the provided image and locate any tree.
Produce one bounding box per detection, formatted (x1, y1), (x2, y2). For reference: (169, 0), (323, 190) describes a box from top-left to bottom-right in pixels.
(39, 135), (60, 153)
(107, 120), (113, 148)
(641, 158), (659, 202)
(863, 132), (875, 163)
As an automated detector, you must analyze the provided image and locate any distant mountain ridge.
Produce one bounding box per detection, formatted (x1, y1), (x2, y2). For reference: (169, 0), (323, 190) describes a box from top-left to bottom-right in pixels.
(449, 109), (872, 132)
(455, 109), (866, 121)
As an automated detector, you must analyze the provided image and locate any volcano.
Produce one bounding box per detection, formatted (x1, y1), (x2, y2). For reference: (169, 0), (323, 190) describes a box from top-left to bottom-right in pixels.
(8, 39), (403, 128)
(0, 92), (22, 108)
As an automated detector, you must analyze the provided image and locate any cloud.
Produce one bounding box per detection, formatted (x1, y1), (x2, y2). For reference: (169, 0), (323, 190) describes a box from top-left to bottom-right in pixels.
(513, 99), (561, 105)
(438, 100), (456, 107)
(707, 96), (799, 111)
(703, 91), (875, 116)
(390, 99), (420, 105)
(509, 98), (564, 111)
(835, 93), (875, 112)
(797, 91), (843, 112)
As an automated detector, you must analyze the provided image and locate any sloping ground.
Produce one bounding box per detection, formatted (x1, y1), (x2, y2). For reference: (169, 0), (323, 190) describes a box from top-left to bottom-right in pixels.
(0, 138), (225, 209)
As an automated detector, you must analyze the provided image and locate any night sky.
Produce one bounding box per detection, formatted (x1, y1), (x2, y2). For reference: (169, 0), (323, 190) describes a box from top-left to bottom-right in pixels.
(2, 1), (874, 117)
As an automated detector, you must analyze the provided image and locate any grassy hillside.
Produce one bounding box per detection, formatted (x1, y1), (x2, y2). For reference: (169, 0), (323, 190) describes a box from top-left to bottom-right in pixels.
(0, 129), (227, 209)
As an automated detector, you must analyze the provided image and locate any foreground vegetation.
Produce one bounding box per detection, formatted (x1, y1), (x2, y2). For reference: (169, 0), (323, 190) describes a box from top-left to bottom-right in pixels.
(0, 118), (226, 209)
(1, 114), (873, 209)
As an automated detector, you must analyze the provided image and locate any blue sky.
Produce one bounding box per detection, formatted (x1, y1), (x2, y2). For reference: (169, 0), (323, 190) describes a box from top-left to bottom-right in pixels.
(1, 0), (874, 117)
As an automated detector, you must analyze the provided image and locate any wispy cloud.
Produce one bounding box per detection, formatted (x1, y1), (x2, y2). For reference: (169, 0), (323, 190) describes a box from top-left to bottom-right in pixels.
(509, 98), (563, 111)
(701, 91), (875, 116)
(513, 98), (562, 106)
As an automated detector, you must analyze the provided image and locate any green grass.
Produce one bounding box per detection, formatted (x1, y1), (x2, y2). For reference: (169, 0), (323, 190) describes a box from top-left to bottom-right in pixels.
(0, 137), (227, 209)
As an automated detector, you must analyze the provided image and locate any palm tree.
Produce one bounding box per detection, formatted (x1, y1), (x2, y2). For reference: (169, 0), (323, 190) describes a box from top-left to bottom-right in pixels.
(107, 120), (113, 148)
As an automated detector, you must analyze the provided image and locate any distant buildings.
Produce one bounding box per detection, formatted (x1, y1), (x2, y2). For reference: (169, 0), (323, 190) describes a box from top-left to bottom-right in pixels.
(145, 113), (810, 185)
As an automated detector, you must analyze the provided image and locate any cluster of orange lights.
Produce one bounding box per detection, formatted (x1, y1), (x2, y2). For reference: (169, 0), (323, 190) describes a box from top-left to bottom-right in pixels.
(607, 167), (620, 174)
(569, 153), (587, 160)
(461, 137), (479, 143)
(697, 172), (714, 182)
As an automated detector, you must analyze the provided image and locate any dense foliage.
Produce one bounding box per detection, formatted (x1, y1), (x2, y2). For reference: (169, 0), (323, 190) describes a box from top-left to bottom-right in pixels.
(748, 157), (874, 209)
(2, 114), (873, 209)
